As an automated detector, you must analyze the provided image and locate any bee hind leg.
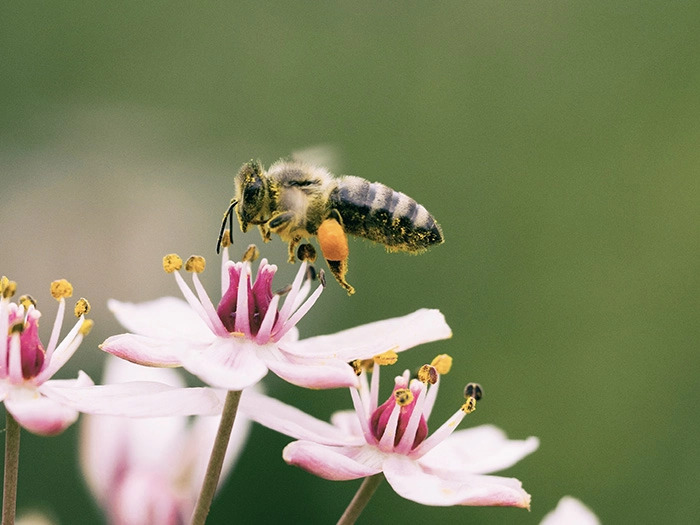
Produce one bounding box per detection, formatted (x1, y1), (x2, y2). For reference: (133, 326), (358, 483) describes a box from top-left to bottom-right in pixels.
(317, 217), (355, 295)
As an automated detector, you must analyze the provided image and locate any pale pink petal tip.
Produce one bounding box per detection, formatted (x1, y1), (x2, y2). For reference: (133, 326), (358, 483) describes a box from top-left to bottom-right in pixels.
(283, 440), (381, 481)
(4, 394), (79, 436)
(540, 496), (600, 525)
(383, 455), (532, 508)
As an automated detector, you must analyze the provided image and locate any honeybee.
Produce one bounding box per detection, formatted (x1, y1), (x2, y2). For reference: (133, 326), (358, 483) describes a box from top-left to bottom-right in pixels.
(217, 157), (443, 294)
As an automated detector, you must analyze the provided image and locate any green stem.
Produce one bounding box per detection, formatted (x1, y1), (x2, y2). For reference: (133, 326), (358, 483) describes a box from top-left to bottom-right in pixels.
(190, 390), (242, 525)
(336, 473), (384, 525)
(2, 410), (20, 525)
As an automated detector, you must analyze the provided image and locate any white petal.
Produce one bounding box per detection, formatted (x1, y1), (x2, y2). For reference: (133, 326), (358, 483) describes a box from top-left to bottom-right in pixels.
(283, 441), (382, 481)
(239, 389), (362, 446)
(101, 355), (185, 387)
(41, 381), (222, 417)
(284, 309), (451, 361)
(329, 410), (365, 439)
(418, 425), (539, 475)
(264, 353), (359, 389)
(108, 297), (213, 341)
(541, 496), (600, 525)
(180, 338), (268, 390)
(100, 334), (184, 367)
(383, 455), (532, 508)
(4, 389), (79, 436)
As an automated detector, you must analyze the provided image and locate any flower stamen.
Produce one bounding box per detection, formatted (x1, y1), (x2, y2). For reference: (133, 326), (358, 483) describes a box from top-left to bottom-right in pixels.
(74, 298), (90, 317)
(185, 255), (206, 273)
(162, 254), (183, 273)
(430, 353), (452, 375)
(50, 279), (73, 300)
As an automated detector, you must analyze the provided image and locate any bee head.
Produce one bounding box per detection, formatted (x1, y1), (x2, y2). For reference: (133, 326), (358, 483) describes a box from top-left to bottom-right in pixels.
(235, 160), (268, 232)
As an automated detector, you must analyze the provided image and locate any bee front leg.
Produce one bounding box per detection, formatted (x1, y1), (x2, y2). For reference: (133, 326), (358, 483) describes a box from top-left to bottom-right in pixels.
(258, 224), (272, 243)
(287, 236), (302, 263)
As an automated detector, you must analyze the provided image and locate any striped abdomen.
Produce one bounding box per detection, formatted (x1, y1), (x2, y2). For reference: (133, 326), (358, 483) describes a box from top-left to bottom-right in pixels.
(329, 176), (443, 253)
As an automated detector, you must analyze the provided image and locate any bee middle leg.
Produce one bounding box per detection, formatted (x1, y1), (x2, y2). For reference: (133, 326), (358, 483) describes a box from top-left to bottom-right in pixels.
(258, 224), (272, 243)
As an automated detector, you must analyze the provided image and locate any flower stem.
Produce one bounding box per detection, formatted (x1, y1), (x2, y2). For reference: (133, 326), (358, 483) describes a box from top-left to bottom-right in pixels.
(191, 389), (242, 525)
(3, 411), (21, 525)
(336, 473), (384, 525)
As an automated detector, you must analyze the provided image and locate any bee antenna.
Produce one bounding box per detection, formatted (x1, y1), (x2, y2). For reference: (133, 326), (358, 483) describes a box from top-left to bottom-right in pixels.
(216, 199), (238, 254)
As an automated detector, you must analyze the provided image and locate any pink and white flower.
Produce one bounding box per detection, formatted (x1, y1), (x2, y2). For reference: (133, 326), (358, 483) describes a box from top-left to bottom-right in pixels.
(101, 248), (451, 391)
(81, 357), (251, 525)
(540, 496), (600, 525)
(241, 358), (539, 509)
(0, 277), (221, 436)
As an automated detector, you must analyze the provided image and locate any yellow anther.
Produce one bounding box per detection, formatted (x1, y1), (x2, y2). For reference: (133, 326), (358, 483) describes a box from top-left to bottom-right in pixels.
(394, 388), (414, 406)
(50, 279), (73, 300)
(350, 360), (363, 376)
(373, 349), (399, 366)
(163, 254), (183, 273)
(74, 298), (91, 317)
(19, 295), (37, 309)
(185, 255), (206, 273)
(220, 229), (232, 248)
(417, 364), (438, 385)
(461, 383), (482, 414)
(1, 276), (17, 299)
(430, 354), (452, 375)
(461, 397), (477, 414)
(79, 319), (94, 336)
(297, 243), (317, 263)
(242, 244), (260, 263)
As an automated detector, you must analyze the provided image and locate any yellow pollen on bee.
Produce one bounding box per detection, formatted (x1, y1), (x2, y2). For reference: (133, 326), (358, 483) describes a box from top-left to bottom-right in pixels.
(74, 298), (91, 317)
(394, 388), (414, 406)
(50, 279), (73, 300)
(185, 255), (206, 273)
(163, 254), (183, 273)
(18, 294), (37, 309)
(242, 244), (260, 263)
(430, 354), (452, 375)
(79, 319), (94, 336)
(373, 348), (399, 366)
(417, 364), (438, 384)
(220, 229), (232, 248)
(1, 276), (17, 299)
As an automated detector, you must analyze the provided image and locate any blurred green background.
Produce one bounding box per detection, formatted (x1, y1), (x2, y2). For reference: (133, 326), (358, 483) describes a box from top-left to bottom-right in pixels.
(1, 2), (698, 524)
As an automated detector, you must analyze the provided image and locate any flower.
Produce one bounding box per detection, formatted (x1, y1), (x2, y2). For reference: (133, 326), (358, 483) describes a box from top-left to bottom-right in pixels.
(540, 496), (600, 525)
(81, 357), (251, 525)
(0, 276), (221, 436)
(240, 356), (539, 508)
(101, 246), (452, 391)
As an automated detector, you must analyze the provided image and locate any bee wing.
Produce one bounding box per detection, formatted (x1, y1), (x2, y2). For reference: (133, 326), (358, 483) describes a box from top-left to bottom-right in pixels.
(291, 145), (341, 172)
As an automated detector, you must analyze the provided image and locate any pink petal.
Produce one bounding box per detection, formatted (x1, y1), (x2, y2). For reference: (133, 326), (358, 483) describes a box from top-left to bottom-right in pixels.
(180, 338), (268, 390)
(40, 381), (222, 417)
(4, 391), (79, 436)
(284, 308), (451, 361)
(418, 425), (539, 475)
(383, 455), (532, 508)
(283, 441), (382, 481)
(264, 353), (359, 389)
(329, 410), (365, 439)
(540, 496), (600, 525)
(239, 389), (362, 446)
(100, 334), (184, 367)
(108, 297), (213, 341)
(111, 471), (182, 525)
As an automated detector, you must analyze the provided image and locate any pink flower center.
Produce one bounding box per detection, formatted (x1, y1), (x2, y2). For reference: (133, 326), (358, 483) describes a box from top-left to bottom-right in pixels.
(369, 383), (428, 450)
(216, 263), (277, 336)
(6, 310), (46, 379)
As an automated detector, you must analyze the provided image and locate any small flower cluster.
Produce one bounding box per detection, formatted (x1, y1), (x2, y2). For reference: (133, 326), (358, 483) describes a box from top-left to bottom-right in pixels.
(3, 237), (550, 524)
